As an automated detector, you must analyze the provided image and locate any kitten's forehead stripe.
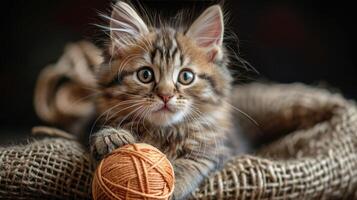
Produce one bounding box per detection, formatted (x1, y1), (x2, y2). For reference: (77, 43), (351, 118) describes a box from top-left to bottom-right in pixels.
(150, 29), (182, 68)
(170, 37), (177, 57)
(174, 34), (184, 66)
(150, 47), (157, 63)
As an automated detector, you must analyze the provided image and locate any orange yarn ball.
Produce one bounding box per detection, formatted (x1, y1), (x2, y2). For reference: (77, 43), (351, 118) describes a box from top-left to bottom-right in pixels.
(92, 143), (175, 200)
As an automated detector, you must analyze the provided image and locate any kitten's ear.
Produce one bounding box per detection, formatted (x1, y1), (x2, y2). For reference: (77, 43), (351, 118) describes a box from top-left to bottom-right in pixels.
(110, 2), (148, 47)
(186, 5), (224, 61)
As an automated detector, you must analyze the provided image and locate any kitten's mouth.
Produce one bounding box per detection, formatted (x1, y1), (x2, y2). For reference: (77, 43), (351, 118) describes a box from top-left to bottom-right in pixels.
(149, 104), (185, 126)
(156, 105), (173, 113)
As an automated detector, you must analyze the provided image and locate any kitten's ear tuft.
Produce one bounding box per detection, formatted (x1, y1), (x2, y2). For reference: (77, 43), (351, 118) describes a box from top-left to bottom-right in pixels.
(186, 5), (224, 61)
(187, 5), (224, 48)
(110, 2), (149, 44)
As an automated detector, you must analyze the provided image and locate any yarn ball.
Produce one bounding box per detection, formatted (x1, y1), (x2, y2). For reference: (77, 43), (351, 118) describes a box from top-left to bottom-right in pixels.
(92, 143), (175, 200)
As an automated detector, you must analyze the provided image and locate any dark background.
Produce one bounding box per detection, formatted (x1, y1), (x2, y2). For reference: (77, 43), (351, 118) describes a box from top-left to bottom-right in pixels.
(1, 0), (356, 143)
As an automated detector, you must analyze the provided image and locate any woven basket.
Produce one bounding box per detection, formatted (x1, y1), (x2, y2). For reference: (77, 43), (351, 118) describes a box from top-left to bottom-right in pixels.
(1, 82), (356, 199)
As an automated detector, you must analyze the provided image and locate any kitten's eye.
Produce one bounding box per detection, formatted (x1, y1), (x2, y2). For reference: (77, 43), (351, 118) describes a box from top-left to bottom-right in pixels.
(178, 69), (195, 85)
(137, 67), (154, 83)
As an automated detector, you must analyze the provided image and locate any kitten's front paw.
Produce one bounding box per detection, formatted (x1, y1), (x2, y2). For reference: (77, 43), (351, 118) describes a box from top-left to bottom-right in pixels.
(90, 127), (135, 160)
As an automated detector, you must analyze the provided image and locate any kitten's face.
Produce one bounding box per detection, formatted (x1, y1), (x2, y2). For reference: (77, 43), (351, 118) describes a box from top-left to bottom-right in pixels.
(96, 3), (232, 127)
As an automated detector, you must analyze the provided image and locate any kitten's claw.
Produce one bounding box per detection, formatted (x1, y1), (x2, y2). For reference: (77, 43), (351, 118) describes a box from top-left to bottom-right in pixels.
(90, 127), (135, 160)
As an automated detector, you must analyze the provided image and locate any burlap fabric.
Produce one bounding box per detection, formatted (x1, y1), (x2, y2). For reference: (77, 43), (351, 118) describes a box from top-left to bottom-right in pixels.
(1, 41), (356, 199)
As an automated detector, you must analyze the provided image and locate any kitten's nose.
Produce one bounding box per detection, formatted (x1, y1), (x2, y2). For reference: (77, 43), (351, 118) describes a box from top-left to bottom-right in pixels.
(158, 94), (173, 103)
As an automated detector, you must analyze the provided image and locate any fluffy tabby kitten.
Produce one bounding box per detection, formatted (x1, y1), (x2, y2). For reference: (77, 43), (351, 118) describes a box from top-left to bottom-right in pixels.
(90, 2), (236, 199)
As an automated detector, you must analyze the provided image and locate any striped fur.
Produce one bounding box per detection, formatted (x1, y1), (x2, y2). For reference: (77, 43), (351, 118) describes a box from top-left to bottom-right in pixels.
(90, 2), (235, 199)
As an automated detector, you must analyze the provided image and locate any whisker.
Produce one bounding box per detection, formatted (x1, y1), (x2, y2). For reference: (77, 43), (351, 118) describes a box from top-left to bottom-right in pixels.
(117, 104), (145, 128)
(190, 103), (222, 160)
(224, 101), (259, 127)
(141, 106), (153, 134)
(103, 100), (145, 125)
(136, 106), (150, 134)
(90, 103), (123, 136)
(70, 92), (101, 106)
(129, 105), (146, 133)
(187, 105), (214, 160)
(90, 99), (144, 135)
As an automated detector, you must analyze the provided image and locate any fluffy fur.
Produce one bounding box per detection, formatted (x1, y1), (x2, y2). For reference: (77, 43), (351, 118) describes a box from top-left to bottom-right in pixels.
(90, 2), (236, 199)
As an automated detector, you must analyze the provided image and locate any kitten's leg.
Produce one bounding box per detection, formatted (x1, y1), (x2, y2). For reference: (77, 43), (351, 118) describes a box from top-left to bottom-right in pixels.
(172, 157), (216, 200)
(90, 127), (135, 160)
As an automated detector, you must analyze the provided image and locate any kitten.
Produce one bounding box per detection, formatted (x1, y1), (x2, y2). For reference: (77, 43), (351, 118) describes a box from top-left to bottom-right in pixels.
(90, 2), (235, 199)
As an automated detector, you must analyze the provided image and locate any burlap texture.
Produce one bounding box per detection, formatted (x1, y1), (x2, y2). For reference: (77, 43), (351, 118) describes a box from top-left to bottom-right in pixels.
(1, 83), (356, 199)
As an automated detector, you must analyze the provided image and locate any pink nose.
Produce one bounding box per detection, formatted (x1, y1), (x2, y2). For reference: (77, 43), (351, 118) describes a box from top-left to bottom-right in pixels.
(158, 94), (173, 103)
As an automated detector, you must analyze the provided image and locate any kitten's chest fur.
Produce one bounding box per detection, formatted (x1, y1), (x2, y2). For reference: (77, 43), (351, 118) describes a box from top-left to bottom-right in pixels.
(138, 126), (187, 160)
(119, 122), (201, 160)
(118, 113), (232, 162)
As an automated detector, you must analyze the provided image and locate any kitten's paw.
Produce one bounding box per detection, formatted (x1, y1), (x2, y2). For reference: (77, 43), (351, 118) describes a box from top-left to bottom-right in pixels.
(90, 127), (135, 160)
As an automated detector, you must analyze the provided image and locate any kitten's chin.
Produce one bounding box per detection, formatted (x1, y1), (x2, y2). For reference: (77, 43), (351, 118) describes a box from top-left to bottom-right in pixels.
(148, 110), (186, 127)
